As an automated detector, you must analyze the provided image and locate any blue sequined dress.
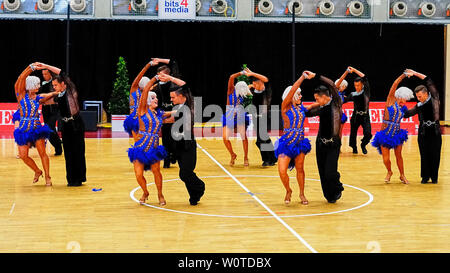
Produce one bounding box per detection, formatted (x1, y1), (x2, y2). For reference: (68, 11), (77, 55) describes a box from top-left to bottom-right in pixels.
(127, 109), (167, 170)
(13, 94), (52, 146)
(222, 89), (250, 129)
(371, 102), (409, 154)
(339, 91), (348, 124)
(274, 104), (311, 170)
(123, 89), (142, 136)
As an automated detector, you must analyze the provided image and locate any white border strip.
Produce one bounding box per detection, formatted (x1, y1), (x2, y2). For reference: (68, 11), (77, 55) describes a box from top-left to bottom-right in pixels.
(196, 143), (318, 253)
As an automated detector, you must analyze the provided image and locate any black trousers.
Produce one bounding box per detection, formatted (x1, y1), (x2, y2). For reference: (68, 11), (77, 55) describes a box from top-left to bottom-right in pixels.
(254, 115), (277, 163)
(316, 139), (344, 202)
(176, 140), (205, 202)
(162, 123), (176, 164)
(42, 105), (62, 153)
(61, 116), (86, 185)
(349, 113), (372, 148)
(418, 126), (442, 182)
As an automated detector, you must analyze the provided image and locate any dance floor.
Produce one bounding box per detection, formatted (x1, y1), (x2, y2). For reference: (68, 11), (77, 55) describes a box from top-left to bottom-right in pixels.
(0, 129), (449, 253)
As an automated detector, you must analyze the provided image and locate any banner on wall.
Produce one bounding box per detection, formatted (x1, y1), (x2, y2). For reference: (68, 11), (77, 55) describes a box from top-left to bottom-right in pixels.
(302, 101), (419, 133)
(0, 101), (421, 135)
(158, 0), (196, 19)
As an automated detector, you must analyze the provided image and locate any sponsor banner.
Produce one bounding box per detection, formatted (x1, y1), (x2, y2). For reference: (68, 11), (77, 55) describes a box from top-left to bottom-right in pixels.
(302, 101), (419, 133)
(158, 0), (196, 19)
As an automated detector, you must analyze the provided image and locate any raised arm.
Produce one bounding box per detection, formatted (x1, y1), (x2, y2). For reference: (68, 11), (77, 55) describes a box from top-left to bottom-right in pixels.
(245, 68), (268, 83)
(348, 66), (365, 78)
(131, 60), (153, 92)
(34, 62), (61, 75)
(157, 73), (186, 87)
(227, 71), (243, 95)
(15, 64), (35, 101)
(281, 73), (306, 112)
(387, 73), (407, 106)
(138, 76), (158, 116)
(318, 73), (340, 103)
(335, 68), (350, 91)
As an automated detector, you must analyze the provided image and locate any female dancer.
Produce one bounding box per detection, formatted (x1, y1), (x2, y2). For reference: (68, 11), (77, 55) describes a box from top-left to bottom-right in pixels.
(335, 73), (349, 138)
(123, 60), (156, 141)
(14, 63), (58, 186)
(371, 71), (414, 184)
(222, 71), (252, 167)
(274, 71), (314, 205)
(127, 75), (171, 205)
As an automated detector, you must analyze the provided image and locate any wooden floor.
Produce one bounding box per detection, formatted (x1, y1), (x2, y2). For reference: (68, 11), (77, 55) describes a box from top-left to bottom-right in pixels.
(0, 134), (449, 253)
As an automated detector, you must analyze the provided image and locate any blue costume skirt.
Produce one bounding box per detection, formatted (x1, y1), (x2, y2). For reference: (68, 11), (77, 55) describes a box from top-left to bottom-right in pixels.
(128, 145), (167, 171)
(371, 129), (408, 154)
(222, 112), (250, 130)
(123, 115), (139, 136)
(274, 135), (311, 170)
(341, 112), (348, 124)
(14, 125), (52, 146)
(12, 110), (20, 123)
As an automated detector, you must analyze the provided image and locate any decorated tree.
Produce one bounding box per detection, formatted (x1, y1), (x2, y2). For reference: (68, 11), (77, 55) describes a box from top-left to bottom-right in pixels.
(108, 56), (130, 115)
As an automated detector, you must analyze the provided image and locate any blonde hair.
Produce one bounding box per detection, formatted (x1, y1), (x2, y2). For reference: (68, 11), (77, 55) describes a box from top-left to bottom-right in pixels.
(282, 86), (301, 101)
(147, 91), (157, 106)
(335, 79), (348, 90)
(139, 76), (150, 90)
(395, 86), (414, 100)
(26, 76), (40, 91)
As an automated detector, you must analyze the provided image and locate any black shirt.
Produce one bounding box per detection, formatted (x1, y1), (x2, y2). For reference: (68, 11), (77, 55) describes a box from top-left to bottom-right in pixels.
(344, 76), (370, 113)
(53, 92), (71, 118)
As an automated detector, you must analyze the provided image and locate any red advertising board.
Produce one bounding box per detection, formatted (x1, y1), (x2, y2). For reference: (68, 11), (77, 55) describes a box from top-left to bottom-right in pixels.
(302, 101), (419, 134)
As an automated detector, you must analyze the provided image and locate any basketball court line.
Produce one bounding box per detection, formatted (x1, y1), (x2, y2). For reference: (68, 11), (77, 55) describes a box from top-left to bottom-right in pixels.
(196, 142), (319, 253)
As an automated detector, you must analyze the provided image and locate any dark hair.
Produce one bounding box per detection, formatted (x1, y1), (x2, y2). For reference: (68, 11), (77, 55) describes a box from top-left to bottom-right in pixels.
(354, 77), (363, 83)
(313, 85), (330, 97)
(171, 86), (195, 126)
(157, 65), (171, 75)
(414, 85), (428, 93)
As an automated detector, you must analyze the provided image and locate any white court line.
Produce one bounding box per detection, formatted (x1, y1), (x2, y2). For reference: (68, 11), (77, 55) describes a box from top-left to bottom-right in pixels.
(196, 143), (318, 253)
(9, 203), (15, 215)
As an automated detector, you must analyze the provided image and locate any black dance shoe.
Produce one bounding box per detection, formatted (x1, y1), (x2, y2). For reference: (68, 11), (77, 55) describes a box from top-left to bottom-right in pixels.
(262, 161), (270, 167)
(421, 179), (429, 184)
(67, 183), (82, 187)
(361, 144), (367, 154)
(351, 146), (358, 154)
(431, 180), (438, 184)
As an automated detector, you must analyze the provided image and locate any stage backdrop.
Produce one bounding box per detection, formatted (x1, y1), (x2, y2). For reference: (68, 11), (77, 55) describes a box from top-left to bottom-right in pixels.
(0, 20), (445, 119)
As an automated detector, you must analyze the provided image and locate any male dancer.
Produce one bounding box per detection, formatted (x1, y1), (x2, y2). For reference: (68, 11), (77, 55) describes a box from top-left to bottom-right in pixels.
(404, 69), (442, 184)
(338, 66), (372, 154)
(305, 71), (344, 203)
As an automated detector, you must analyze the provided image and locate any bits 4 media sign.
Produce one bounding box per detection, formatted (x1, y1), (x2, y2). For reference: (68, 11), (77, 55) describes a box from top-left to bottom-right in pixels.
(158, 0), (196, 19)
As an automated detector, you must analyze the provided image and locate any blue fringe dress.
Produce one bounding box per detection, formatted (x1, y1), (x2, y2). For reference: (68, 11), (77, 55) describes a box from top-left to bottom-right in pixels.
(222, 89), (250, 130)
(13, 94), (52, 146)
(274, 104), (311, 170)
(127, 109), (167, 170)
(123, 89), (142, 136)
(339, 91), (348, 124)
(371, 102), (409, 154)
(12, 109), (20, 123)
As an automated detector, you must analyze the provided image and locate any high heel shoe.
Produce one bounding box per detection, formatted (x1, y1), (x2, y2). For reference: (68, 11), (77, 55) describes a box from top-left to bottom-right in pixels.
(230, 153), (237, 166)
(159, 196), (166, 206)
(384, 171), (393, 183)
(300, 195), (309, 205)
(243, 158), (249, 167)
(33, 170), (43, 184)
(45, 176), (52, 187)
(400, 175), (409, 184)
(284, 190), (292, 204)
(139, 194), (149, 204)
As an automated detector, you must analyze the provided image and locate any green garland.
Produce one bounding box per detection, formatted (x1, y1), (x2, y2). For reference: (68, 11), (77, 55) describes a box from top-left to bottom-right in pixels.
(236, 64), (253, 108)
